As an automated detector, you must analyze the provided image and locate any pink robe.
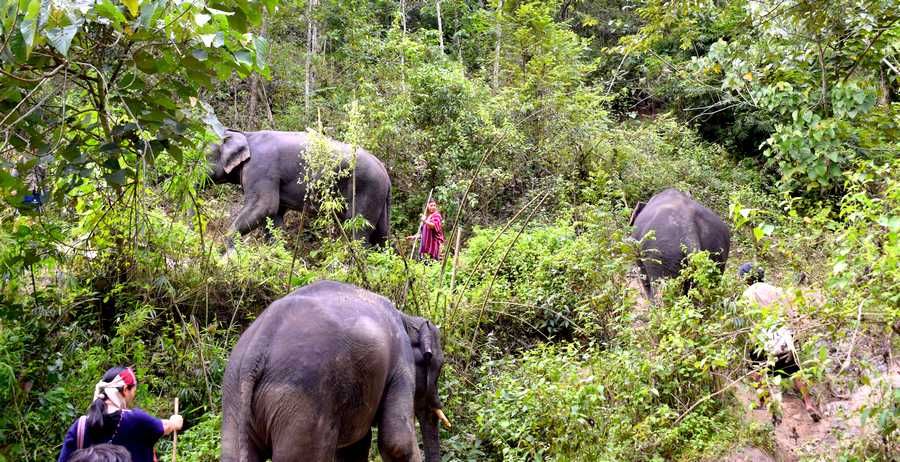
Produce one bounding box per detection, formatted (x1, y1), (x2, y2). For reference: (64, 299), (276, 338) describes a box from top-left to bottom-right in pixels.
(419, 212), (444, 260)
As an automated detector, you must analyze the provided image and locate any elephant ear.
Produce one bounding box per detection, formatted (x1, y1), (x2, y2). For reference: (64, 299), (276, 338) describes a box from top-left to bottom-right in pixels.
(629, 201), (646, 227)
(220, 130), (251, 174)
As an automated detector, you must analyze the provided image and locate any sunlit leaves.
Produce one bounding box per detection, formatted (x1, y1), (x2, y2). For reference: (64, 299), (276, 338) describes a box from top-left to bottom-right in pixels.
(44, 24), (78, 56)
(94, 0), (126, 27)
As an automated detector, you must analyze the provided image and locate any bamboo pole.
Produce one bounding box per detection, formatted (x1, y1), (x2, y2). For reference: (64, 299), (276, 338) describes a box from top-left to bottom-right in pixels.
(445, 226), (462, 321)
(351, 148), (357, 242)
(172, 398), (179, 462)
(492, 0), (504, 92)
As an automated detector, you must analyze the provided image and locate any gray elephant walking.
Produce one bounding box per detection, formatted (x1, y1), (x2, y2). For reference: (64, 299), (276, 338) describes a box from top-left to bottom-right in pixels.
(630, 188), (731, 298)
(221, 280), (449, 462)
(208, 130), (391, 248)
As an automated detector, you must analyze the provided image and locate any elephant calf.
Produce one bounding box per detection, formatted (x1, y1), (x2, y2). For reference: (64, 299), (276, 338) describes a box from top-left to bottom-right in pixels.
(630, 188), (731, 298)
(209, 130), (391, 248)
(221, 280), (448, 462)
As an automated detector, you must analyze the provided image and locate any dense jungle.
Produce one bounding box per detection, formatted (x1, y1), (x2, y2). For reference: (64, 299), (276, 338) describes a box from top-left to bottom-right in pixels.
(1, 0), (898, 460)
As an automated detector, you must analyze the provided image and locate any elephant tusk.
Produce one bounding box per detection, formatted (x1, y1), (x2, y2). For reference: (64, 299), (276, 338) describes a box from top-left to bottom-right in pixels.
(434, 408), (451, 429)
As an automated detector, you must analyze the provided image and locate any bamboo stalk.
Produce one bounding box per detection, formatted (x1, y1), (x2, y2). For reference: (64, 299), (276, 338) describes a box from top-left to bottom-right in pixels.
(446, 226), (462, 321)
(172, 398), (179, 462)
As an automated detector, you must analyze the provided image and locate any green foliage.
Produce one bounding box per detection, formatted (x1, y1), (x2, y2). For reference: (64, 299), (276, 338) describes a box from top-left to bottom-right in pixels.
(584, 116), (769, 214)
(854, 384), (900, 459)
(828, 159), (900, 318)
(467, 256), (751, 461)
(453, 216), (630, 347)
(162, 413), (222, 462)
(2, 0), (898, 460)
(614, 0), (899, 198)
(1, 0), (273, 209)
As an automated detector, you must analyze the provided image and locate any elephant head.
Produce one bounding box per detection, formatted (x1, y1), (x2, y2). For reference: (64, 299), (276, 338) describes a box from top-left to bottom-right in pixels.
(209, 130), (251, 184)
(403, 314), (448, 462)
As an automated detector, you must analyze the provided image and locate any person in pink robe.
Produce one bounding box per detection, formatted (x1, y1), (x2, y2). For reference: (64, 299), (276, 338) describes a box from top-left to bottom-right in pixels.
(407, 200), (444, 261)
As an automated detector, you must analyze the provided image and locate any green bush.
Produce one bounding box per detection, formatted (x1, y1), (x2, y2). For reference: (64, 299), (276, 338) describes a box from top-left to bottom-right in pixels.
(467, 254), (752, 461)
(449, 215), (631, 353)
(585, 116), (769, 216)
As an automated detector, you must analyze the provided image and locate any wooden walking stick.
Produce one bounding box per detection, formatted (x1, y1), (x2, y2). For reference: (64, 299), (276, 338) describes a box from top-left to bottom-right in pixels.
(172, 398), (179, 462)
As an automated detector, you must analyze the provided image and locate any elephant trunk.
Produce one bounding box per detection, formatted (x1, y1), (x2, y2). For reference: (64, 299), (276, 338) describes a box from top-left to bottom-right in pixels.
(417, 409), (441, 462)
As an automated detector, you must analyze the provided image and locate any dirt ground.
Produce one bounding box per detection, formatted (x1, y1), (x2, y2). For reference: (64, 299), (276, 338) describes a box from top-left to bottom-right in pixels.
(732, 362), (898, 461)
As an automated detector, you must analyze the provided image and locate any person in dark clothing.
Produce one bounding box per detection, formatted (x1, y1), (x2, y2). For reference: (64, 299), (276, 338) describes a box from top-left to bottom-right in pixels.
(69, 444), (132, 462)
(58, 366), (183, 462)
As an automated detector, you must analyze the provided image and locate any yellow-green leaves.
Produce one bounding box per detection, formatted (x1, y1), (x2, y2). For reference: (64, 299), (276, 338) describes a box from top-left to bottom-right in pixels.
(122, 0), (139, 18)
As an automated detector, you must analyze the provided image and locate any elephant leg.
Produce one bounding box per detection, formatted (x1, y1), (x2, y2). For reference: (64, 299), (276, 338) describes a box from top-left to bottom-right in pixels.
(225, 188), (280, 250)
(270, 420), (337, 462)
(377, 379), (421, 462)
(336, 430), (372, 462)
(635, 260), (653, 301)
(338, 177), (382, 244)
(262, 208), (286, 243)
(220, 409), (267, 462)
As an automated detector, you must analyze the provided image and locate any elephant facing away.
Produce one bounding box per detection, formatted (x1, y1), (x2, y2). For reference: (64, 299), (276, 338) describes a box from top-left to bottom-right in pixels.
(208, 130), (391, 247)
(630, 188), (731, 299)
(221, 280), (449, 462)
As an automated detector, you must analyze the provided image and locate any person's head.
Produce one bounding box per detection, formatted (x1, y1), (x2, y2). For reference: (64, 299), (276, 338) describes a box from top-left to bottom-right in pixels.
(69, 443), (132, 462)
(738, 263), (765, 285)
(87, 367), (137, 433)
(427, 200), (438, 214)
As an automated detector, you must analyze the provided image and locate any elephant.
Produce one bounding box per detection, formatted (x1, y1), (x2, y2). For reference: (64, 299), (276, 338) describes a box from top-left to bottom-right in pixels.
(629, 188), (731, 299)
(208, 130), (391, 248)
(221, 280), (449, 462)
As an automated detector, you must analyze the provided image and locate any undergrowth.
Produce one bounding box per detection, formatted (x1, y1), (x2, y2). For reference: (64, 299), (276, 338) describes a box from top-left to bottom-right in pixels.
(1, 122), (897, 461)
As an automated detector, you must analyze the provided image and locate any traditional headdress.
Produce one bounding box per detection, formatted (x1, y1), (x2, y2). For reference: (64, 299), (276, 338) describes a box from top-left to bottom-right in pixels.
(93, 368), (136, 411)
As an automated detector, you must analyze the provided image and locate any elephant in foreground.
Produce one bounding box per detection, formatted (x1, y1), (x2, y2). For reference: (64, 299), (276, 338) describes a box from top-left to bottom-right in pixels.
(630, 188), (731, 298)
(221, 280), (449, 462)
(209, 130), (391, 247)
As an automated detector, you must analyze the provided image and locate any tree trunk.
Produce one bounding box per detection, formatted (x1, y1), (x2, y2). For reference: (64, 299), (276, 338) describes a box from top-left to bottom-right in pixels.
(400, 0), (407, 89)
(247, 16), (269, 130)
(492, 0), (504, 93)
(258, 79), (275, 128)
(248, 75), (259, 129)
(879, 66), (891, 106)
(305, 0), (319, 125)
(436, 0), (444, 53)
(400, 0), (407, 33)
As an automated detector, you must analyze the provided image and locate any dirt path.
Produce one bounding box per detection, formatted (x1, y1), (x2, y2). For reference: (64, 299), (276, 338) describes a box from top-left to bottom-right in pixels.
(627, 268), (898, 461)
(734, 363), (899, 461)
